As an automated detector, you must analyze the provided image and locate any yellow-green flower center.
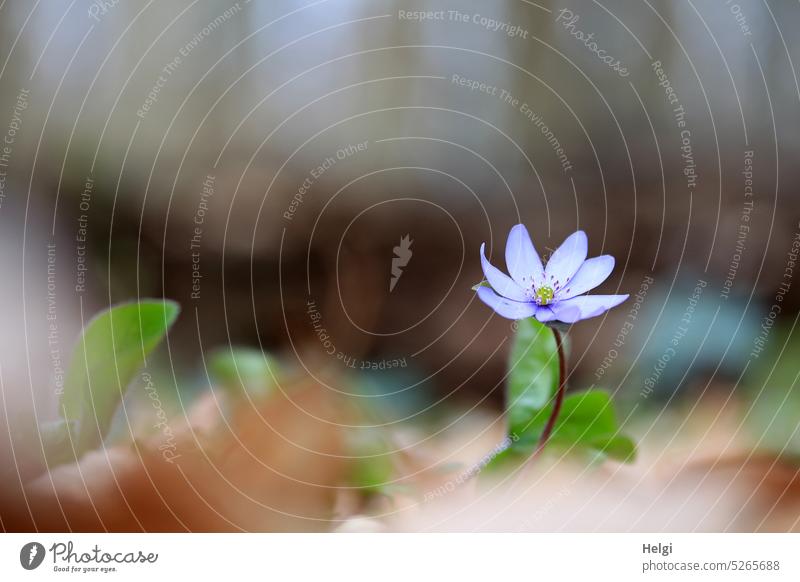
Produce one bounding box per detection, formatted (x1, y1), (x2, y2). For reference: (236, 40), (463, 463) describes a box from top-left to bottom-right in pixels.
(535, 286), (554, 305)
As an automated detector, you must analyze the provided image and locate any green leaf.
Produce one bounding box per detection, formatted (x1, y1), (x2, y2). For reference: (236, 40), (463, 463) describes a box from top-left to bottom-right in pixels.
(492, 317), (637, 471)
(512, 390), (637, 463)
(481, 444), (528, 474)
(585, 434), (636, 462)
(471, 280), (491, 291)
(60, 300), (180, 456)
(507, 317), (559, 444)
(551, 390), (617, 442)
(208, 347), (277, 399)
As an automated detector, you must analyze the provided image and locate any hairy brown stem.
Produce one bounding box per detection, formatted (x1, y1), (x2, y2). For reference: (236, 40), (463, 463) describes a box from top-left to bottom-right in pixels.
(531, 327), (567, 460)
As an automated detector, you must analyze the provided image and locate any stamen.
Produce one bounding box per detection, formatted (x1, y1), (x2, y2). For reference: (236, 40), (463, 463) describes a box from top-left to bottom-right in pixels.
(535, 286), (555, 305)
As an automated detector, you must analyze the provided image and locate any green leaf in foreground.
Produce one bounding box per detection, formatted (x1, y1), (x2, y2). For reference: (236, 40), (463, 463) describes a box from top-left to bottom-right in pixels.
(488, 390), (636, 472)
(546, 390), (636, 462)
(59, 300), (179, 457)
(507, 317), (559, 446)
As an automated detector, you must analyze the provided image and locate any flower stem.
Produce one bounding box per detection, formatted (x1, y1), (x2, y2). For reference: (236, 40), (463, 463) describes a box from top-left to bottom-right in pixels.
(531, 327), (567, 460)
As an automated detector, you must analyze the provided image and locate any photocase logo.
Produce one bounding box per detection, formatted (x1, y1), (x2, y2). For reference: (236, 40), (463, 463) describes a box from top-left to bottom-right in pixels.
(19, 542), (46, 570)
(389, 234), (413, 292)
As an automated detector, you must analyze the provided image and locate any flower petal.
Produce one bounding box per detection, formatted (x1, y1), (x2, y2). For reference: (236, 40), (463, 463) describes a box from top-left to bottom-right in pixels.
(480, 243), (528, 301)
(476, 286), (537, 320)
(550, 294), (629, 323)
(544, 230), (588, 287)
(505, 224), (545, 289)
(556, 255), (615, 300)
(534, 306), (558, 323)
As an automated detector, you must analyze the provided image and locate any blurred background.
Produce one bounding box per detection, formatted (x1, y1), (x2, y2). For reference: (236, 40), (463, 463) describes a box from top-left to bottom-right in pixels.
(1, 0), (800, 531)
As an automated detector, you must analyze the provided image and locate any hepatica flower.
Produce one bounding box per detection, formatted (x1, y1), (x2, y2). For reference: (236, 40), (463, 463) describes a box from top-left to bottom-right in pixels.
(477, 225), (628, 323)
(468, 225), (636, 471)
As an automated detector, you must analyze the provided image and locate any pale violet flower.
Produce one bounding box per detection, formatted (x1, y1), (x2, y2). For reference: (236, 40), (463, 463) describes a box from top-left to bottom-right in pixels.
(477, 224), (628, 323)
